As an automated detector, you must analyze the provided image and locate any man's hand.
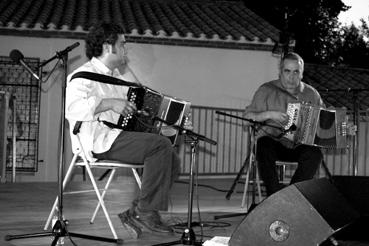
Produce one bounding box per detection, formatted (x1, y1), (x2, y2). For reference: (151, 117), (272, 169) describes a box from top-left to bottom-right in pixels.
(182, 113), (193, 130)
(96, 98), (137, 116)
(346, 122), (357, 136)
(267, 111), (289, 126)
(111, 99), (137, 116)
(243, 110), (289, 130)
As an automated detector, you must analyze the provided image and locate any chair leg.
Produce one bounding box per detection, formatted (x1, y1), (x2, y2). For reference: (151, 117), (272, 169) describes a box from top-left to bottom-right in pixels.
(255, 168), (262, 201)
(44, 196), (59, 230)
(90, 167), (142, 229)
(241, 154), (262, 208)
(84, 165), (118, 239)
(241, 157), (252, 208)
(278, 165), (285, 182)
(44, 154), (78, 230)
(90, 169), (116, 223)
(131, 168), (142, 189)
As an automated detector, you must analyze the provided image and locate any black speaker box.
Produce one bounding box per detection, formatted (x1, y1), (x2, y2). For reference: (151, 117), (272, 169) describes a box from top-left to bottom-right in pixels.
(332, 176), (369, 216)
(229, 178), (360, 246)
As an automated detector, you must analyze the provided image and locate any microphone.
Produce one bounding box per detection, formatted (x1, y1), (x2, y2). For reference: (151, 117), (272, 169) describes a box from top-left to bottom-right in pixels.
(56, 42), (80, 58)
(287, 124), (297, 132)
(9, 49), (39, 80)
(277, 123), (297, 139)
(39, 42), (80, 68)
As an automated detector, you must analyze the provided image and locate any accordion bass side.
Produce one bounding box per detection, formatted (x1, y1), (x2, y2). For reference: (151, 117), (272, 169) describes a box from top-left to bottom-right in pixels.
(284, 103), (348, 148)
(117, 86), (191, 145)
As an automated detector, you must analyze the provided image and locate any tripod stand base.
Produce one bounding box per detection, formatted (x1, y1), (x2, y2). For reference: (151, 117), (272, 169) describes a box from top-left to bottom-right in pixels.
(5, 232), (123, 245)
(5, 219), (123, 245)
(152, 228), (202, 246)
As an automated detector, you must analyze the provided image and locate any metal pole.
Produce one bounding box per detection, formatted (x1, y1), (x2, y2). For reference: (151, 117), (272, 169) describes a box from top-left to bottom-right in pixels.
(12, 96), (16, 182)
(352, 91), (359, 176)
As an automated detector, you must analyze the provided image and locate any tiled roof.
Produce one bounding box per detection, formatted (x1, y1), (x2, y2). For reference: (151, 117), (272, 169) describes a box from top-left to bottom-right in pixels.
(3, 1), (366, 111)
(0, 0), (280, 46)
(304, 64), (369, 111)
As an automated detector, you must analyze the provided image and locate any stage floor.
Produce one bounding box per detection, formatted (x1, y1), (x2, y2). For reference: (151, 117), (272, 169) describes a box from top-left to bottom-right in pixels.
(0, 177), (252, 246)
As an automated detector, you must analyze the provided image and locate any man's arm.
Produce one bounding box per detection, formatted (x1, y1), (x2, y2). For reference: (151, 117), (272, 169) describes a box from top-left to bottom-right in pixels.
(95, 98), (136, 116)
(244, 110), (288, 124)
(66, 75), (137, 120)
(244, 87), (289, 126)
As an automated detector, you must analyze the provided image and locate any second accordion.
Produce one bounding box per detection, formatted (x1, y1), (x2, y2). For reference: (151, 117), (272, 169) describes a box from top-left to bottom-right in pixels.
(284, 103), (348, 148)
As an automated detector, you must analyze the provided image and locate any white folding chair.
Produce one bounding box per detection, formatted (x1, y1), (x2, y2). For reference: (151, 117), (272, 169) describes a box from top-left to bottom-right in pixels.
(275, 160), (299, 183)
(240, 155), (263, 208)
(44, 123), (144, 239)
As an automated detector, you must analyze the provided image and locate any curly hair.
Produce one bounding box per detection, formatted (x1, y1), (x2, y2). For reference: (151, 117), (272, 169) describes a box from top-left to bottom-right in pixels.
(85, 22), (125, 59)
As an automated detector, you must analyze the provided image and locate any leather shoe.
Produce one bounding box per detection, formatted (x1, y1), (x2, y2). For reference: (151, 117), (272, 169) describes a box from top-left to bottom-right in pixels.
(130, 207), (173, 233)
(118, 210), (142, 239)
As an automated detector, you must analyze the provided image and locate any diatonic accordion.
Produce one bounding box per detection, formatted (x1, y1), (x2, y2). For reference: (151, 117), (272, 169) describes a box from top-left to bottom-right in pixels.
(117, 86), (191, 145)
(284, 103), (348, 148)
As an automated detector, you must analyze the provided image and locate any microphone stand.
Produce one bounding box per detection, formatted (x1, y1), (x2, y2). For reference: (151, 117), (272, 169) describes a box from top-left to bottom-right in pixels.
(5, 44), (122, 245)
(151, 117), (217, 246)
(213, 111), (292, 220)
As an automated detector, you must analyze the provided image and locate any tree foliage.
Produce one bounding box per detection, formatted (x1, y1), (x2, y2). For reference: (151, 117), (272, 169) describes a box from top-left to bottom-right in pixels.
(244, 0), (369, 68)
(329, 21), (369, 68)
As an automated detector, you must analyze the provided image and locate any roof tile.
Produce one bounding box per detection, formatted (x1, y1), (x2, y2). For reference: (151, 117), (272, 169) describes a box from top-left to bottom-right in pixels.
(304, 64), (369, 111)
(74, 0), (88, 30)
(0, 0), (280, 45)
(49, 0), (65, 29)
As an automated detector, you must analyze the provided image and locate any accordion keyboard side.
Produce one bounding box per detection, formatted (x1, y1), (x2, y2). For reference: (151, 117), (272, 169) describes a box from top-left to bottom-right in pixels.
(118, 87), (163, 132)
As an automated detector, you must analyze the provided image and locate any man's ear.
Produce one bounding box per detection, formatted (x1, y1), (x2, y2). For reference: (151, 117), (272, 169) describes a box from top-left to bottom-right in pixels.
(111, 45), (117, 54)
(102, 43), (112, 54)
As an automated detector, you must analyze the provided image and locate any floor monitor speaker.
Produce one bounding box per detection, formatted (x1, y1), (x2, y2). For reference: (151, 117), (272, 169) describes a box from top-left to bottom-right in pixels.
(229, 178), (360, 246)
(332, 175), (369, 216)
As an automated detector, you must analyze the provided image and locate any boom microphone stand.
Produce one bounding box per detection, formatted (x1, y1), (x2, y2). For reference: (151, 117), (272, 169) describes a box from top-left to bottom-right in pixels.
(152, 117), (217, 246)
(5, 44), (122, 245)
(213, 111), (266, 220)
(213, 111), (297, 220)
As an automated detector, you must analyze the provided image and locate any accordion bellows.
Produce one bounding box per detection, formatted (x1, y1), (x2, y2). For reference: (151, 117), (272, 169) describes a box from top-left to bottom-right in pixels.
(284, 103), (348, 148)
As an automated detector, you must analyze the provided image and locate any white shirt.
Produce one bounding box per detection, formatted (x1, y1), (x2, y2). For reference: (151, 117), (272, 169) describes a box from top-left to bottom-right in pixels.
(65, 57), (129, 161)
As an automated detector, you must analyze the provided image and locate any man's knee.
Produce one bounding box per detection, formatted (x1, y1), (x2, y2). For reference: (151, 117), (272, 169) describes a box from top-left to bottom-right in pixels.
(156, 135), (173, 149)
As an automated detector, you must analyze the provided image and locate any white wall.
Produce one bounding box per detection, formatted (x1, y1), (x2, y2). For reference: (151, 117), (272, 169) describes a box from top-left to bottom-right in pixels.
(127, 43), (279, 108)
(0, 35), (279, 181)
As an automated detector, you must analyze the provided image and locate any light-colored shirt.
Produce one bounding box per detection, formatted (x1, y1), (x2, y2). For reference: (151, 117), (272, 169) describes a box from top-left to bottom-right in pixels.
(65, 57), (129, 160)
(244, 79), (324, 147)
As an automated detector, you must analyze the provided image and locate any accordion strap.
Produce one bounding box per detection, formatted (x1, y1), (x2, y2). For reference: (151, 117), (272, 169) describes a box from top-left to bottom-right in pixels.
(70, 71), (140, 130)
(70, 71), (141, 87)
(98, 118), (124, 130)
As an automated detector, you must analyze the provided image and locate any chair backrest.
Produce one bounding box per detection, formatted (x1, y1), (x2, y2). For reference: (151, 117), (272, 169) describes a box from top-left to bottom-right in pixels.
(71, 121), (96, 164)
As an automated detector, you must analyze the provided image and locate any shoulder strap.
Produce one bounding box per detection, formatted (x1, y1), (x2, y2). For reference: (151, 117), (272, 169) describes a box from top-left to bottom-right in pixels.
(70, 71), (141, 87)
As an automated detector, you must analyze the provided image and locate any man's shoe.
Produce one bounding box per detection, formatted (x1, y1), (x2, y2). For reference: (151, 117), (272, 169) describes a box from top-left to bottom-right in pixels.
(118, 210), (142, 239)
(130, 207), (173, 234)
